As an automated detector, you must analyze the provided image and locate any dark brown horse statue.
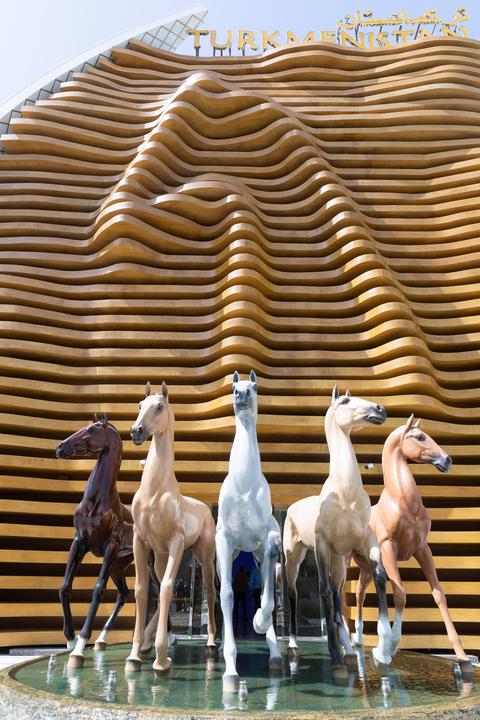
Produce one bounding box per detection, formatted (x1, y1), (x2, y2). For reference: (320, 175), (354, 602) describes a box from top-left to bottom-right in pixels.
(56, 413), (133, 668)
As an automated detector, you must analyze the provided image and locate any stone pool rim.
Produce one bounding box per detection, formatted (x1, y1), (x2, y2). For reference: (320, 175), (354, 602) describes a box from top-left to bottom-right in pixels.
(0, 648), (479, 720)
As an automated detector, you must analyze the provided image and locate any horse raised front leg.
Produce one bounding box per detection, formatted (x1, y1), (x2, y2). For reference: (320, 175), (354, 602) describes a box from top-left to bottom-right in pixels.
(126, 530), (151, 671)
(68, 539), (118, 668)
(215, 531), (238, 691)
(414, 542), (474, 680)
(153, 534), (184, 674)
(314, 532), (347, 684)
(253, 523), (280, 635)
(59, 536), (87, 650)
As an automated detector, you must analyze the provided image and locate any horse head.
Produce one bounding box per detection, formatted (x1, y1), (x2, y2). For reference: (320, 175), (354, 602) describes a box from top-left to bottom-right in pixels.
(329, 386), (386, 431)
(397, 414), (452, 472)
(130, 380), (170, 445)
(56, 413), (111, 459)
(232, 370), (258, 420)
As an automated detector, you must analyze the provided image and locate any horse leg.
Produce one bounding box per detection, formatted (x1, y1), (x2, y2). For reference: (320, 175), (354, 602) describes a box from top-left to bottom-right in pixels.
(351, 549), (374, 646)
(59, 536), (86, 650)
(68, 539), (118, 668)
(215, 530), (238, 691)
(330, 553), (356, 666)
(314, 532), (346, 683)
(284, 541), (307, 657)
(126, 530), (151, 671)
(414, 543), (473, 678)
(93, 558), (130, 651)
(253, 546), (282, 671)
(360, 530), (392, 666)
(141, 567), (164, 654)
(153, 534), (184, 674)
(253, 518), (281, 635)
(192, 517), (217, 653)
(378, 539), (406, 656)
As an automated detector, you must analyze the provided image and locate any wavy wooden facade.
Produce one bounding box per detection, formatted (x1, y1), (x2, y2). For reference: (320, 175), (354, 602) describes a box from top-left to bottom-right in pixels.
(0, 36), (479, 652)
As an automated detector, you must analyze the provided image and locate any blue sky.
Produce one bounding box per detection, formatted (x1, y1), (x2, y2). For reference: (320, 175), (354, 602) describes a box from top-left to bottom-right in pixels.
(0, 0), (477, 107)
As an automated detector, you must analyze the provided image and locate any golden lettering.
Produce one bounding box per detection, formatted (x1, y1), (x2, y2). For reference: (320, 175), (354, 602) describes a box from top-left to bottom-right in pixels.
(341, 31), (365, 48)
(262, 31), (280, 50)
(286, 31), (300, 44)
(367, 32), (376, 47)
(238, 30), (258, 52)
(417, 28), (433, 39)
(301, 31), (317, 43)
(210, 30), (233, 50)
(186, 28), (209, 50)
(440, 26), (468, 38)
(392, 30), (415, 43)
(376, 31), (393, 46)
(321, 31), (336, 43)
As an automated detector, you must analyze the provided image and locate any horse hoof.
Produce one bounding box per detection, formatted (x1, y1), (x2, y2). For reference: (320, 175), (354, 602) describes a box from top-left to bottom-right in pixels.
(372, 646), (392, 668)
(204, 644), (218, 659)
(222, 674), (240, 692)
(458, 659), (475, 681)
(287, 646), (299, 660)
(269, 655), (282, 672)
(344, 653), (358, 668)
(67, 654), (84, 669)
(153, 657), (172, 674)
(253, 609), (270, 635)
(94, 641), (106, 652)
(332, 664), (349, 686)
(125, 658), (142, 673)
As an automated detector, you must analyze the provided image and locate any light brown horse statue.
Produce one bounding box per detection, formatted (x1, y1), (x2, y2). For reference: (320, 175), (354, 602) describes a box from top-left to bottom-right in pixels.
(284, 387), (392, 683)
(352, 415), (474, 681)
(125, 381), (217, 673)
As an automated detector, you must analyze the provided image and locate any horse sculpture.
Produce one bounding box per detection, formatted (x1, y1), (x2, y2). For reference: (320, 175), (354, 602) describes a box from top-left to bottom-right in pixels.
(56, 414), (133, 668)
(216, 370), (282, 691)
(125, 381), (217, 674)
(283, 387), (392, 683)
(353, 415), (474, 680)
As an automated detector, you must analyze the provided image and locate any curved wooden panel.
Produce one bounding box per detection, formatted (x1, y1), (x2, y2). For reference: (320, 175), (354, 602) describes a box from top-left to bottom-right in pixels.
(0, 36), (479, 651)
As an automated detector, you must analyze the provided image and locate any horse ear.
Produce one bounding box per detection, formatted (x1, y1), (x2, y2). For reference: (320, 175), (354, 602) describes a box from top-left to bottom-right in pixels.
(414, 418), (422, 428)
(101, 412), (108, 426)
(249, 370), (257, 383)
(332, 386), (339, 402)
(145, 380), (151, 397)
(345, 389), (351, 397)
(162, 381), (168, 398)
(232, 370), (240, 385)
(92, 413), (98, 423)
(405, 414), (415, 431)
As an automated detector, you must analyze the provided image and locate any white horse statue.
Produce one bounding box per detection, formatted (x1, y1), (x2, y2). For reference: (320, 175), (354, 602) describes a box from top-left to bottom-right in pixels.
(216, 370), (282, 691)
(283, 387), (392, 683)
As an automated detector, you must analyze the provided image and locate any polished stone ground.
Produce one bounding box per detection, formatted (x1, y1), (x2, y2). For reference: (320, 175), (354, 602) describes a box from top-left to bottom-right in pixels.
(4, 640), (480, 719)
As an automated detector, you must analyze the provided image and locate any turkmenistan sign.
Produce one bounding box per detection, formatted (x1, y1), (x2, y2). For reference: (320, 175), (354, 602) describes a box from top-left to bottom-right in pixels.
(187, 8), (470, 55)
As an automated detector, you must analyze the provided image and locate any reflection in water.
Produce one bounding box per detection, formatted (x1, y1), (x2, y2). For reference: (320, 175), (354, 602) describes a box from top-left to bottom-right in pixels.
(12, 640), (478, 715)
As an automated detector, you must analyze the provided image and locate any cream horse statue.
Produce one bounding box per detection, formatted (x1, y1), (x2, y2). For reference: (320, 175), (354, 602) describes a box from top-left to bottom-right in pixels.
(284, 387), (392, 683)
(125, 381), (217, 673)
(353, 415), (474, 680)
(216, 370), (282, 691)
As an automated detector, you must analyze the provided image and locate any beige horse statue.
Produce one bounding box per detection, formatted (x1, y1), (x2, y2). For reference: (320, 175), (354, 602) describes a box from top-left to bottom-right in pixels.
(125, 381), (217, 673)
(284, 387), (392, 683)
(353, 415), (474, 680)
